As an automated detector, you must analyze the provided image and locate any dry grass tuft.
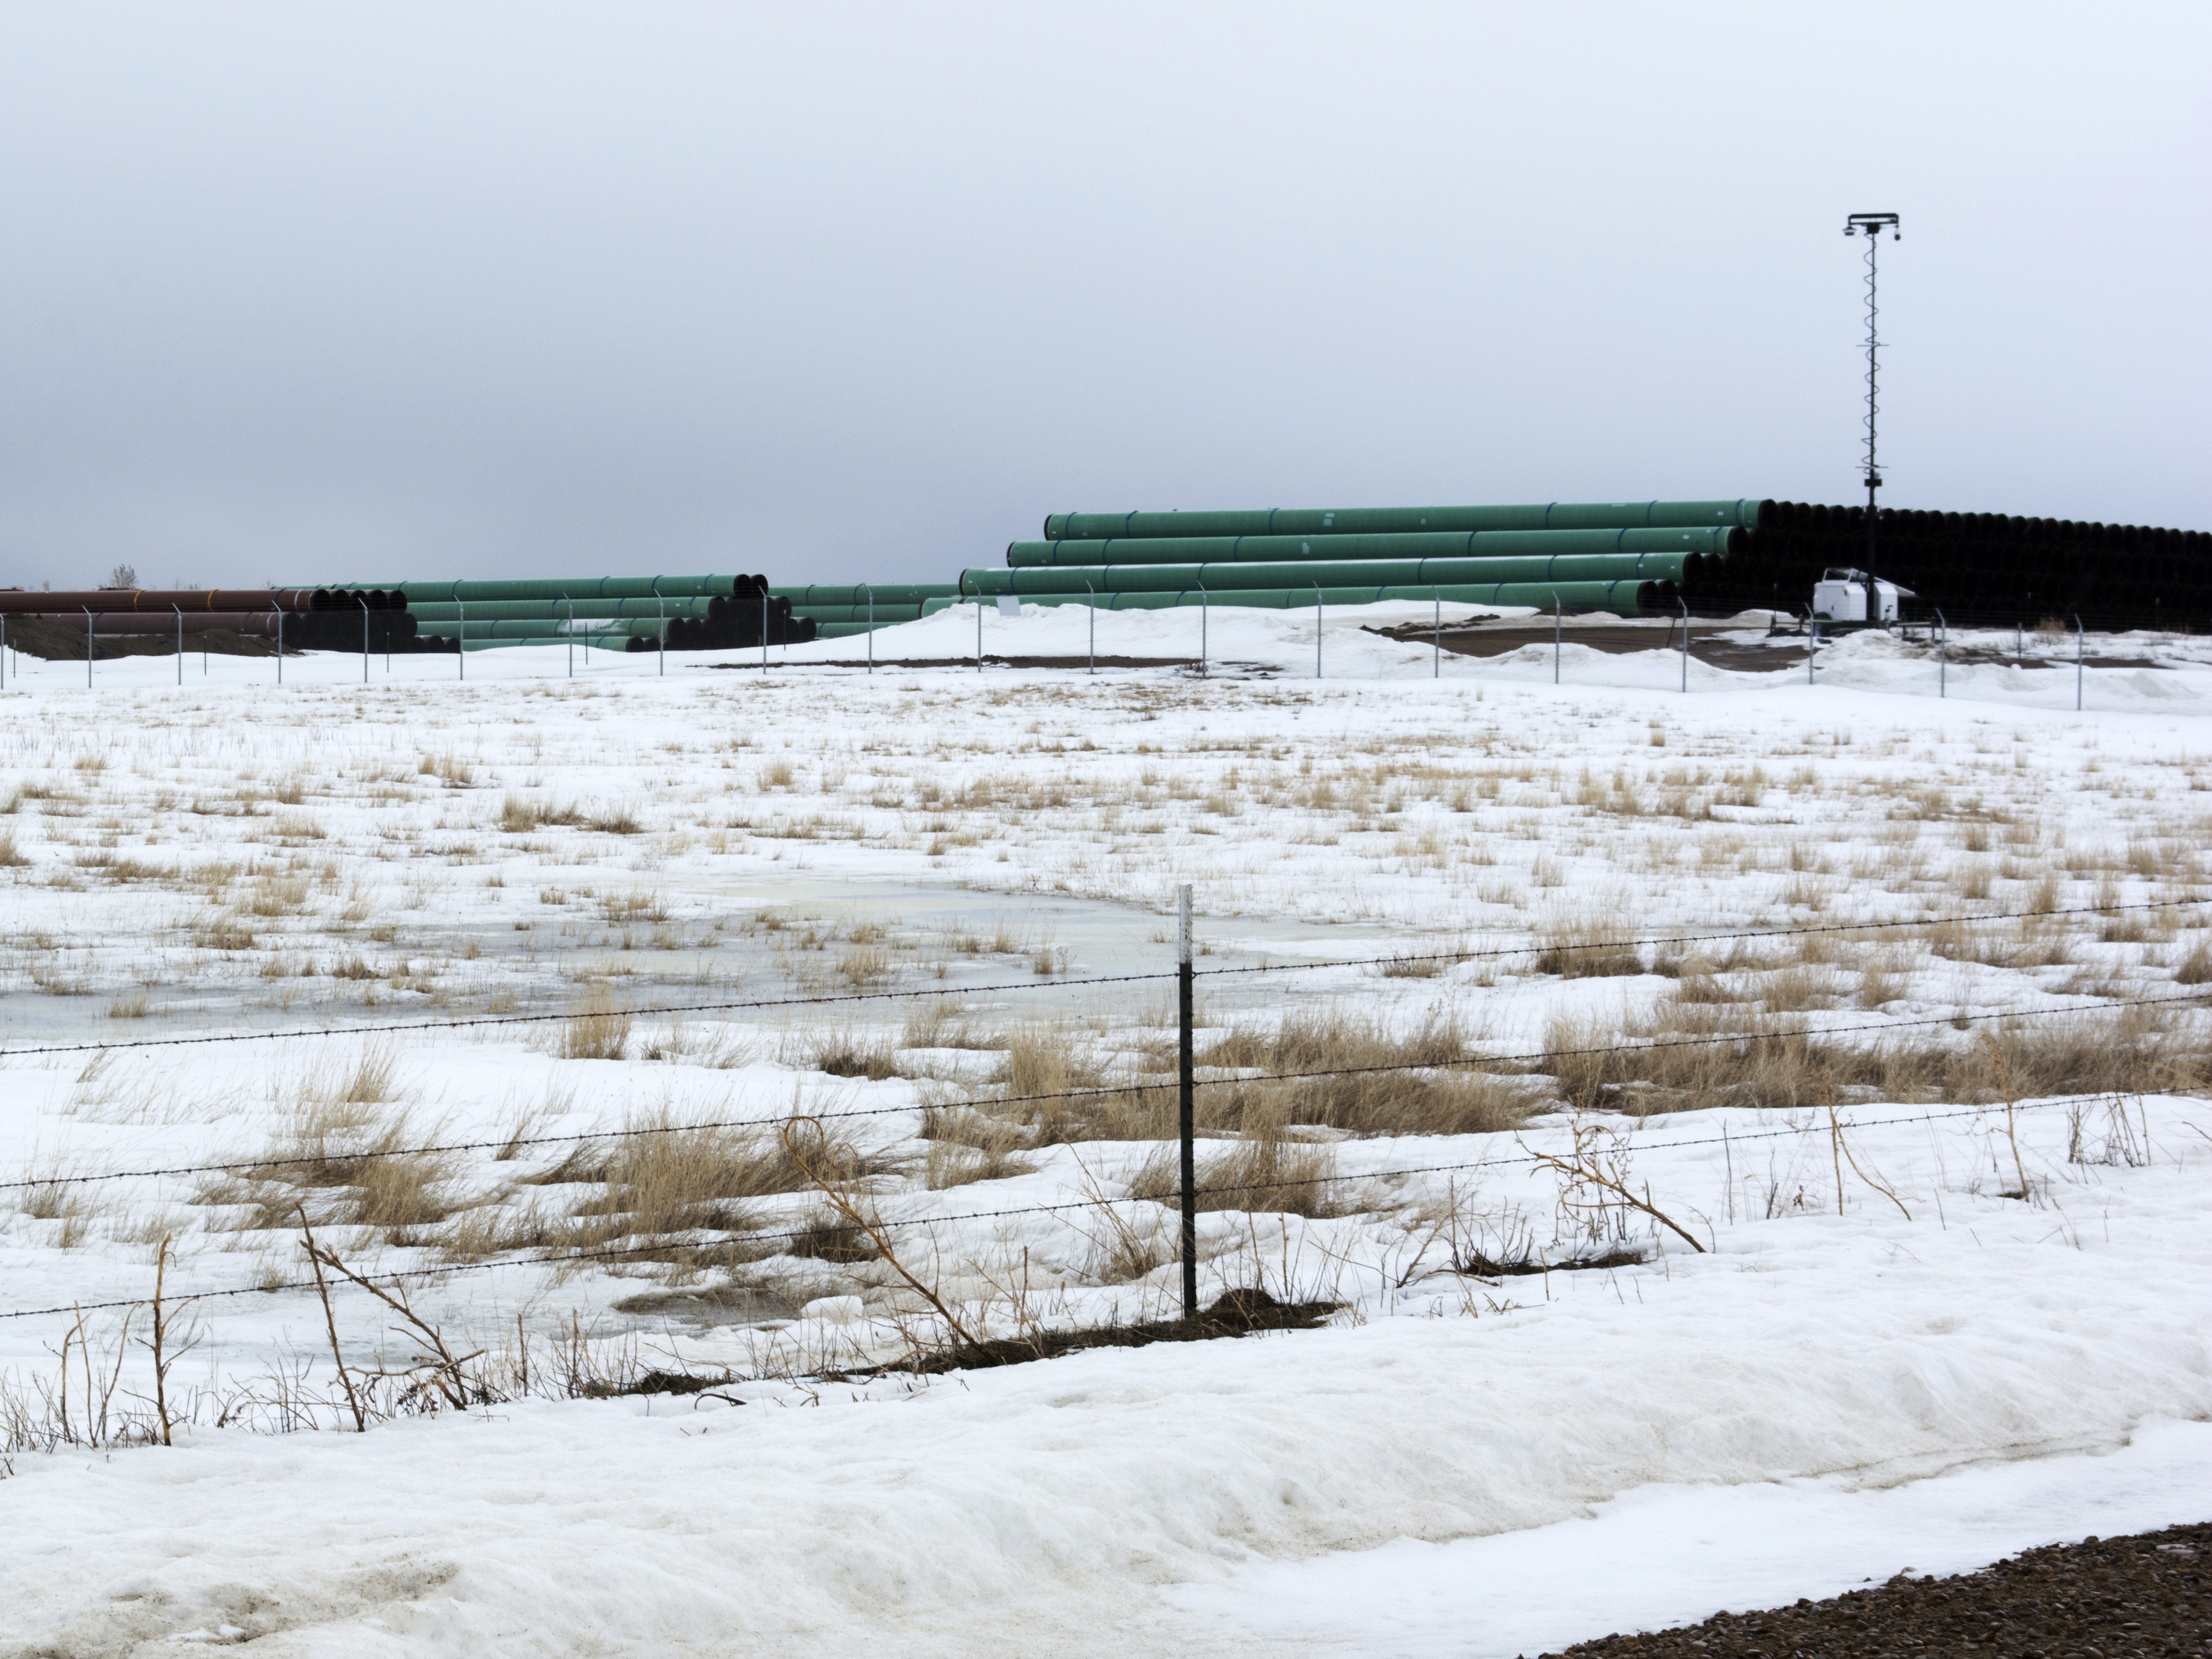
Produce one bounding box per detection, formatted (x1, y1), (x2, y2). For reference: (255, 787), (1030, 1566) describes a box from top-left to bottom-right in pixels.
(1197, 1007), (1530, 1138)
(1127, 1119), (1342, 1217)
(987, 1022), (1125, 1145)
(561, 986), (632, 1061)
(1379, 953), (1445, 979)
(1542, 991), (2208, 1117)
(600, 889), (669, 924)
(313, 1041), (401, 1106)
(839, 944), (892, 988)
(919, 1105), (1034, 1188)
(196, 1092), (456, 1242)
(11, 1160), (99, 1247)
(919, 1008), (1530, 1149)
(804, 1027), (903, 1081)
(1532, 912), (1645, 978)
(782, 1212), (878, 1262)
(192, 909), (257, 952)
(901, 998), (984, 1050)
(535, 1113), (881, 1277)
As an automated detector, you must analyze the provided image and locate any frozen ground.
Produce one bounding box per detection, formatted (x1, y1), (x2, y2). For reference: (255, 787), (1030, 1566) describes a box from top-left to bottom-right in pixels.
(1, 602), (2209, 1655)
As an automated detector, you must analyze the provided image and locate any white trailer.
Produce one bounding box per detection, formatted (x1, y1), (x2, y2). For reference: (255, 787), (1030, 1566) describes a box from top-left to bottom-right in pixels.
(1812, 568), (1914, 626)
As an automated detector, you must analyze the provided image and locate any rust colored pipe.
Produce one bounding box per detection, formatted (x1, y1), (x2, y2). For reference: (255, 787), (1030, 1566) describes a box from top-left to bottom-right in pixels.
(7, 610), (294, 635)
(0, 589), (323, 614)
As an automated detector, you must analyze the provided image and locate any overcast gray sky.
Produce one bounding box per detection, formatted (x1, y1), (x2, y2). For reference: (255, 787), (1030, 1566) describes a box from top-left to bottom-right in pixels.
(2, 3), (2205, 589)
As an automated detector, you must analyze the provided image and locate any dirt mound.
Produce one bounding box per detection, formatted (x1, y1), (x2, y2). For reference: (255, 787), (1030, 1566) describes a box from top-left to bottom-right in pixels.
(1542, 1520), (2209, 1657)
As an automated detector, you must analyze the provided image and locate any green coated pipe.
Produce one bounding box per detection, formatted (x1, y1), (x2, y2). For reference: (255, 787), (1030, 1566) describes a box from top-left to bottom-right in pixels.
(811, 621), (896, 639)
(1042, 499), (1769, 540)
(1008, 526), (1735, 569)
(959, 552), (1684, 599)
(769, 583), (963, 606)
(921, 581), (1653, 616)
(460, 635), (636, 652)
(418, 618), (667, 640)
(788, 603), (931, 624)
(406, 597), (716, 622)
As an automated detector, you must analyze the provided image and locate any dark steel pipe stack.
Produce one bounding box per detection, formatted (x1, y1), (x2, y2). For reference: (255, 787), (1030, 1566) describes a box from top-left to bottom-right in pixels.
(1675, 503), (2212, 627)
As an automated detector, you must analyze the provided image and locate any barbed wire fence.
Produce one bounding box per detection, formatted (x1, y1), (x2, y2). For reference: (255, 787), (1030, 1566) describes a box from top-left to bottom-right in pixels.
(1, 891), (2204, 1335)
(0, 896), (2195, 1063)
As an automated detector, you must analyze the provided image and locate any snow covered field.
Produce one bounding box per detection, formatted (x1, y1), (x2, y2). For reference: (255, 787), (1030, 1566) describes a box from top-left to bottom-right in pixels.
(2, 603), (2209, 1656)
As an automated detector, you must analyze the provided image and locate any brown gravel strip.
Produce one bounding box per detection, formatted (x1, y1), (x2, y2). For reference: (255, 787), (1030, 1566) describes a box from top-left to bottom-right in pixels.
(1537, 1520), (2209, 1658)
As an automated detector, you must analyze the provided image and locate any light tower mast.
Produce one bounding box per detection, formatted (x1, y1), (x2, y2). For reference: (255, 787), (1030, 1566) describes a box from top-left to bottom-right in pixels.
(1843, 211), (1901, 579)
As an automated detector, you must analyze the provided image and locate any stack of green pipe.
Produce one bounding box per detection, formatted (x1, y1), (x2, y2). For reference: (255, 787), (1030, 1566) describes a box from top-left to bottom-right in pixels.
(959, 550), (1689, 600)
(1040, 499), (1768, 540)
(770, 583), (962, 607)
(811, 621), (903, 639)
(406, 597), (716, 622)
(460, 636), (637, 652)
(1006, 526), (1734, 569)
(417, 618), (669, 642)
(773, 585), (957, 636)
(1004, 500), (1770, 616)
(922, 581), (1648, 616)
(786, 603), (932, 625)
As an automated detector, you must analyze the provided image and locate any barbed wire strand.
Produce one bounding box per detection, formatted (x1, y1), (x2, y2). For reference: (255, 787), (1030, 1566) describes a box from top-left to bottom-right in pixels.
(6, 985), (2208, 1197)
(0, 1088), (2179, 1325)
(0, 897), (2198, 1063)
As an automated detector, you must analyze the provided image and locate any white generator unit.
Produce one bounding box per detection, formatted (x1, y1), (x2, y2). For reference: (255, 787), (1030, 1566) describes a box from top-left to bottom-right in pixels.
(1812, 568), (1913, 625)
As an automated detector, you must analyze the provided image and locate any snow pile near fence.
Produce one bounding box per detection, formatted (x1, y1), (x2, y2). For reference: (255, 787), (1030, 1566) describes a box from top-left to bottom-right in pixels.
(1, 1097), (2207, 1657)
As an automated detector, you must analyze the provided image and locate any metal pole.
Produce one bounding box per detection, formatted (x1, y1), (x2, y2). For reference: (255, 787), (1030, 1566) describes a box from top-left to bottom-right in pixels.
(1, 615), (7, 689)
(1844, 212), (1899, 588)
(84, 608), (92, 688)
(357, 596), (369, 684)
(1678, 597), (1690, 693)
(1086, 581), (1095, 674)
(1936, 607), (1947, 698)
(861, 583), (873, 675)
(1314, 588), (1323, 680)
(653, 577), (664, 677)
(762, 590), (769, 673)
(457, 599), (465, 681)
(1177, 883), (1197, 1321)
(175, 607), (184, 685)
(1864, 225), (1882, 579)
(274, 607), (282, 683)
(567, 599), (574, 679)
(1434, 587), (1441, 678)
(976, 599), (983, 673)
(1552, 593), (1561, 684)
(1199, 581), (1207, 679)
(2075, 614), (2084, 711)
